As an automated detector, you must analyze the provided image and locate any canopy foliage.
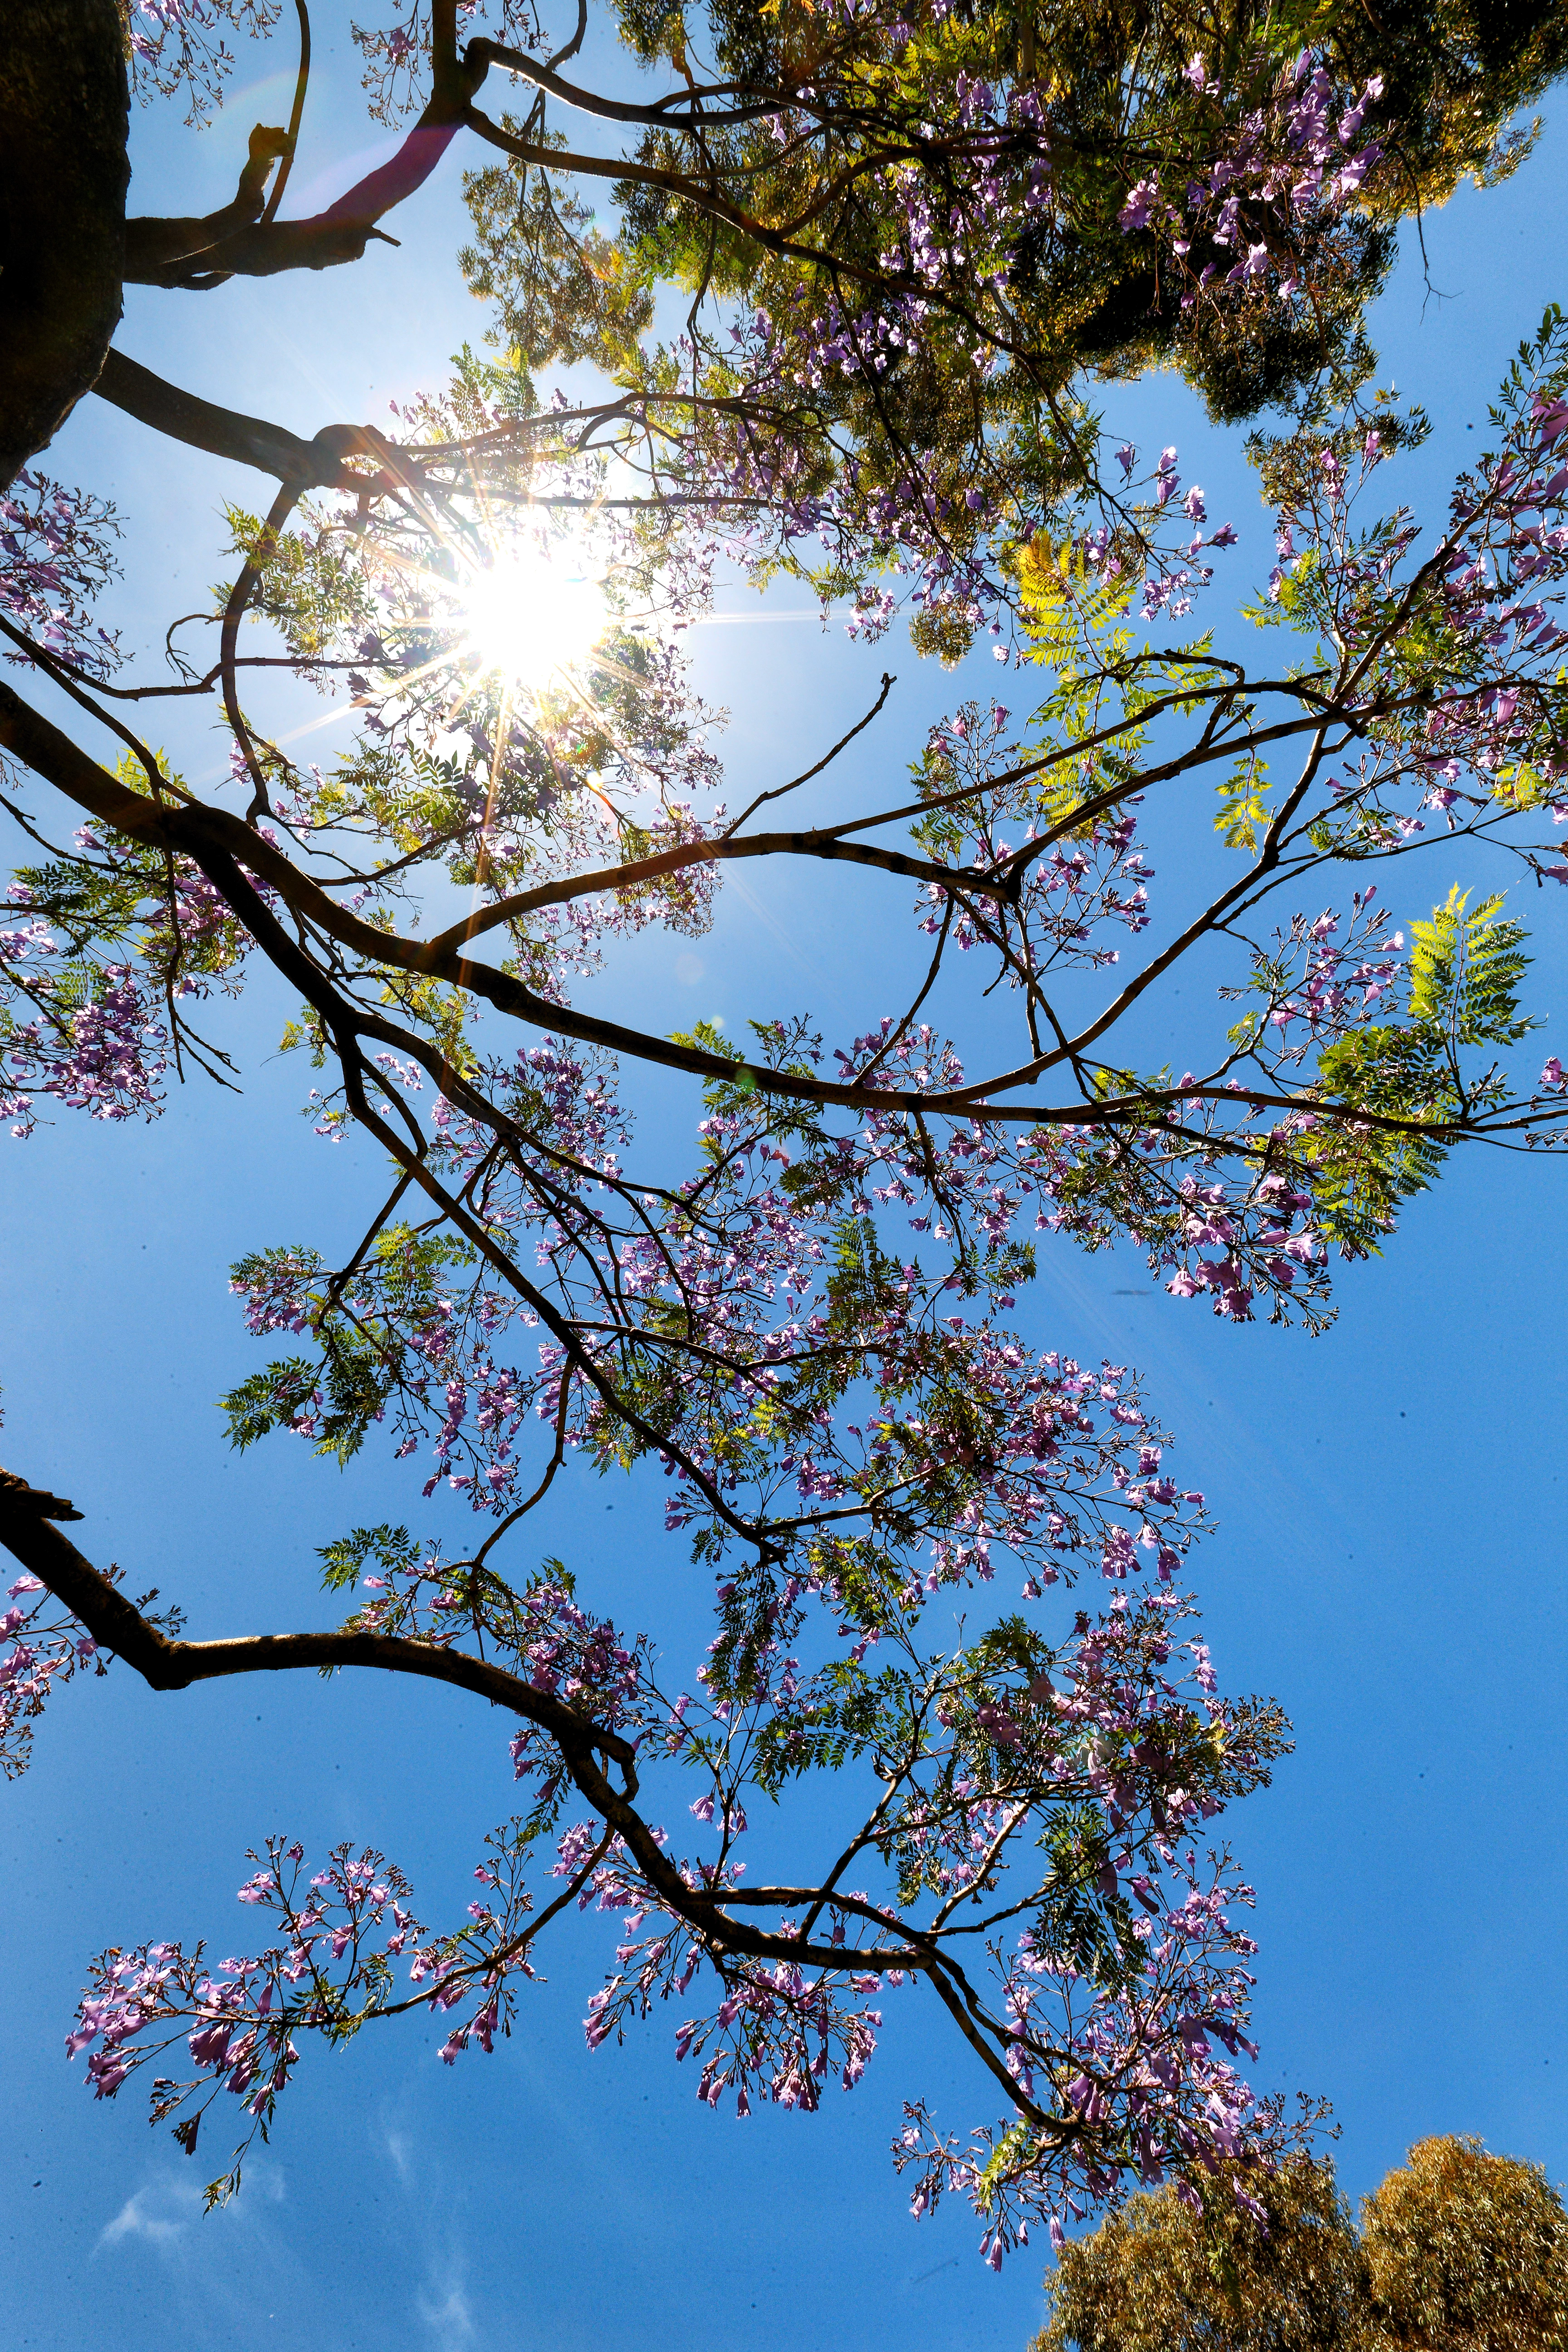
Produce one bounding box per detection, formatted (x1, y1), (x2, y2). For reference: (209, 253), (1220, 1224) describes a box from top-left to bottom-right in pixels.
(0, 0), (1565, 2268)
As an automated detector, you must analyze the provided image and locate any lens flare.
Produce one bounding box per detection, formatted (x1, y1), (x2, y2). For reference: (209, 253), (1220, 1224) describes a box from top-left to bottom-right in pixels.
(463, 546), (605, 686)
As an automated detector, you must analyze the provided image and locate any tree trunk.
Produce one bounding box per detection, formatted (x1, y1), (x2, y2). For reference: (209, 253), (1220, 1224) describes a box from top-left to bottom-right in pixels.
(0, 0), (129, 492)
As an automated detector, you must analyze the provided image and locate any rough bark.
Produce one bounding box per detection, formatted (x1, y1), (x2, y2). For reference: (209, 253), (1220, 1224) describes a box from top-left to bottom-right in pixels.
(0, 0), (129, 492)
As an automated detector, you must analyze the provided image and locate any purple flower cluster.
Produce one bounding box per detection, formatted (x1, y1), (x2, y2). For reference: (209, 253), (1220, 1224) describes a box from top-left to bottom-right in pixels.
(123, 0), (283, 123)
(0, 1574), (99, 1779)
(0, 952), (168, 1140)
(65, 1829), (549, 2188)
(0, 472), (121, 678)
(1117, 52), (1385, 310)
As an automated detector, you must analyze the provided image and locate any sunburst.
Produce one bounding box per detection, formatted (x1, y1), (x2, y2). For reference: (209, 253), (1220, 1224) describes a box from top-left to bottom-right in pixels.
(460, 542), (606, 689)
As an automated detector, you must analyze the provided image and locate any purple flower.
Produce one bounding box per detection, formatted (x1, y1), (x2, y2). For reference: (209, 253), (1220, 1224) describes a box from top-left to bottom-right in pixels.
(189, 2021), (234, 2069)
(1118, 180), (1159, 232)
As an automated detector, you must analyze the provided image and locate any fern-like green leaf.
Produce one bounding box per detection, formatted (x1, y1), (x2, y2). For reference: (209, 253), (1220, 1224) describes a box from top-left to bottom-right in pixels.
(1407, 886), (1533, 1045)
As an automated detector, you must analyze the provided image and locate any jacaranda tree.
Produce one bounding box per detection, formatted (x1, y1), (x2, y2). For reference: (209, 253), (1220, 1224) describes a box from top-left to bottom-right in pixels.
(2, 0), (1567, 2262)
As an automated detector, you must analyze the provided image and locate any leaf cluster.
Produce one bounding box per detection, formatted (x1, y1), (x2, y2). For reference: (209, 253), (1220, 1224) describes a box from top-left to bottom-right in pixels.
(1038, 2134), (1568, 2352)
(1307, 887), (1531, 1249)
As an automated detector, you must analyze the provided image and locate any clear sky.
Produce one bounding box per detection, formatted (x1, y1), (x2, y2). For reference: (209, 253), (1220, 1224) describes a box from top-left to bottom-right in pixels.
(3, 20), (1567, 2350)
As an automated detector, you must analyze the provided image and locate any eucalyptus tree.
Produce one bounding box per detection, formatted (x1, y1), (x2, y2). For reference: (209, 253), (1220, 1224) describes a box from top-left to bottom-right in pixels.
(1034, 2136), (1568, 2348)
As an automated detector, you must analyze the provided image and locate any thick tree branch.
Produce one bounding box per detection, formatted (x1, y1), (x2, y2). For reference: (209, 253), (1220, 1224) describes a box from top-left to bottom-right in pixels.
(0, 1471), (961, 1997)
(93, 349), (400, 492)
(0, 674), (1544, 1149)
(0, 1469), (633, 1763)
(130, 25), (492, 290)
(124, 122), (292, 279)
(422, 820), (993, 961)
(123, 9), (491, 294)
(471, 38), (776, 129)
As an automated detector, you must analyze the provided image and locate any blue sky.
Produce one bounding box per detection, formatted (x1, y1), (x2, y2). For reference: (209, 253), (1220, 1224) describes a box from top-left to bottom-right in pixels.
(2, 20), (1567, 2348)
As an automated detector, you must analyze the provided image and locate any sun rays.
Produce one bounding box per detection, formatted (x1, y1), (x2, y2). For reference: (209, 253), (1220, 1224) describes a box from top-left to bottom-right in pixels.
(460, 544), (607, 688)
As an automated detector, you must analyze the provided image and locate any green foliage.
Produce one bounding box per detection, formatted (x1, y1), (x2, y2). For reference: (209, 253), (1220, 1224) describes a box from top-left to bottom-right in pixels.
(8, 755), (251, 1003)
(219, 1337), (393, 1470)
(457, 0), (1568, 651)
(1004, 547), (1237, 853)
(1307, 890), (1532, 1251)
(316, 1524), (421, 1594)
(1406, 887), (1532, 1044)
(220, 1356), (323, 1454)
(1036, 2136), (1568, 2352)
(1361, 2134), (1568, 2351)
(460, 139), (654, 386)
(220, 1226), (476, 1466)
(1031, 1801), (1142, 1993)
(1037, 2156), (1372, 2351)
(750, 1656), (900, 1791)
(445, 340), (536, 425)
(224, 506), (377, 666)
(301, 0), (1544, 697)
(1215, 755), (1271, 854)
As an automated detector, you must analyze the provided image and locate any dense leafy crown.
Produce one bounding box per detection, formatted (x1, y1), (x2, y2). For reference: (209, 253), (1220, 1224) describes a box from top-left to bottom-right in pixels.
(1035, 2134), (1568, 2348)
(0, 0), (1566, 2269)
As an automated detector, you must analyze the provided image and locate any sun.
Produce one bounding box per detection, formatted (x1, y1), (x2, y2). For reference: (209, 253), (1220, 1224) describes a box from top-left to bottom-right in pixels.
(461, 544), (606, 688)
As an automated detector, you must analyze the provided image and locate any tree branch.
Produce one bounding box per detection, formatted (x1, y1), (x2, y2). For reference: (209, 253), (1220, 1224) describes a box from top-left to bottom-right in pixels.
(0, 1469), (633, 1763)
(124, 122), (292, 279)
(471, 38), (775, 129)
(93, 349), (399, 492)
(0, 673), (1544, 1146)
(0, 1470), (940, 1987)
(125, 25), (491, 291)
